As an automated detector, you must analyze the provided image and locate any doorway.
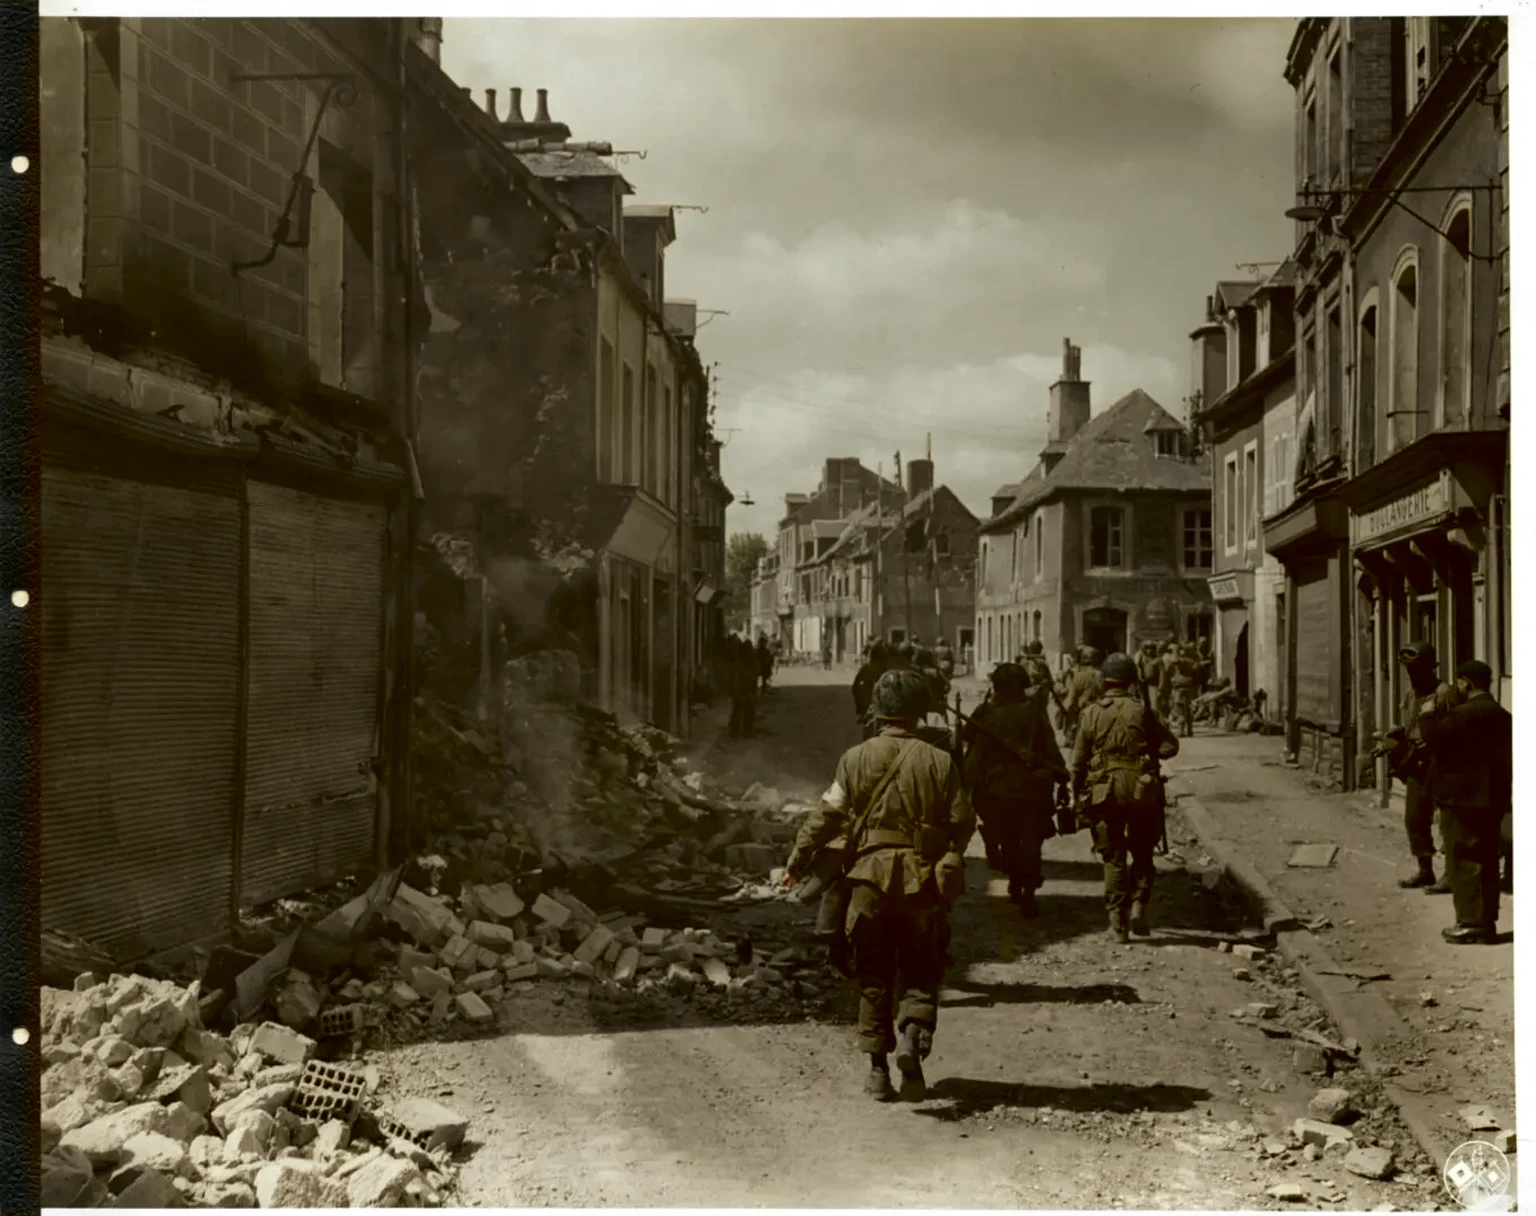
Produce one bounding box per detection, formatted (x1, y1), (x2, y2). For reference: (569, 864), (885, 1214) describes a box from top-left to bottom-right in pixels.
(1082, 607), (1127, 656)
(1234, 622), (1250, 700)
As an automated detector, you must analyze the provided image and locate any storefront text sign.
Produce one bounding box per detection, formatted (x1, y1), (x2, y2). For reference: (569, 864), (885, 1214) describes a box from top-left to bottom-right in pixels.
(1354, 472), (1451, 547)
(1207, 575), (1242, 603)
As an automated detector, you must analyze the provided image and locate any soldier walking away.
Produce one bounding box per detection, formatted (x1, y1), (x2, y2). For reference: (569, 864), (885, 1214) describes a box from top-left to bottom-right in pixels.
(1021, 640), (1056, 712)
(1072, 653), (1179, 943)
(783, 668), (974, 1102)
(725, 636), (759, 738)
(1059, 646), (1105, 742)
(852, 641), (890, 740)
(934, 637), (955, 684)
(1385, 641), (1457, 893)
(821, 634), (834, 671)
(961, 663), (1069, 916)
(915, 646), (950, 725)
(1418, 660), (1511, 944)
(756, 632), (775, 693)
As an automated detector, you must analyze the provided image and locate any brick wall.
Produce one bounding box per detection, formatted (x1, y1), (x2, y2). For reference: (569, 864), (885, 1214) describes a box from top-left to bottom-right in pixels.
(1347, 18), (1398, 189)
(79, 17), (399, 387)
(1496, 48), (1509, 416)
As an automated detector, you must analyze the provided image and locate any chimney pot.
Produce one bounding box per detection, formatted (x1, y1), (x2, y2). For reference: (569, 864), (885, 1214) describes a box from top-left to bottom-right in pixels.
(509, 86), (525, 123)
(535, 88), (552, 123)
(484, 88), (498, 119)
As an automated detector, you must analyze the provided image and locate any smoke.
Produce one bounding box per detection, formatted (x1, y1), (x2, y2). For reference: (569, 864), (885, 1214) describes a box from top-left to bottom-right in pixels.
(484, 555), (563, 641)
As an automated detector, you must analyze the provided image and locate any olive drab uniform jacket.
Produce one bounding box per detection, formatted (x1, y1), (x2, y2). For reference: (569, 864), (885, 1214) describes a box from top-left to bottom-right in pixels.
(1386, 679), (1460, 783)
(1062, 663), (1105, 720)
(1071, 687), (1180, 816)
(852, 659), (886, 720)
(962, 698), (1067, 799)
(788, 729), (975, 904)
(1136, 650), (1161, 688)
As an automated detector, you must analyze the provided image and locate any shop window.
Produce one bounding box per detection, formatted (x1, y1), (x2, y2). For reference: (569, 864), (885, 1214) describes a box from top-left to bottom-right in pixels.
(1389, 255), (1420, 453)
(1183, 507), (1213, 571)
(1357, 305), (1378, 471)
(1440, 207), (1471, 430)
(1088, 506), (1125, 569)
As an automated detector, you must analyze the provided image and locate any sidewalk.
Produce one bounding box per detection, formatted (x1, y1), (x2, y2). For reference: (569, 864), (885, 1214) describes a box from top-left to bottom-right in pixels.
(1168, 730), (1516, 1164)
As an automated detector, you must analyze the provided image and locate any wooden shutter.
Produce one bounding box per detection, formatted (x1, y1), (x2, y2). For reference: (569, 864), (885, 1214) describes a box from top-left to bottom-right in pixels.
(1294, 567), (1334, 722)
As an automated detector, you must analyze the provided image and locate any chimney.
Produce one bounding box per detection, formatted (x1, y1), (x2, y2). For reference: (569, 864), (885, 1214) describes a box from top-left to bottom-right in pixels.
(1206, 294), (1216, 322)
(508, 86), (526, 123)
(411, 17), (443, 64)
(483, 89), (498, 120)
(497, 85), (572, 144)
(1046, 337), (1092, 446)
(535, 88), (552, 123)
(906, 459), (934, 499)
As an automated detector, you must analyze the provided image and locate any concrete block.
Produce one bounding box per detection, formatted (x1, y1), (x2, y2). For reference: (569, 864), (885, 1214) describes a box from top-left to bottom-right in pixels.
(1267, 1183), (1308, 1202)
(510, 940), (537, 965)
(61, 1103), (173, 1166)
(379, 1096), (468, 1150)
(40, 1165), (93, 1208)
(409, 966), (455, 998)
(249, 1022), (315, 1065)
(475, 946), (500, 971)
(397, 945), (438, 974)
(603, 939), (624, 965)
(222, 1122), (265, 1160)
(641, 927), (667, 950)
(472, 882), (525, 922)
(1247, 1002), (1279, 1019)
(666, 963), (697, 991)
(572, 960), (597, 979)
(502, 962), (539, 982)
(384, 884), (457, 947)
(256, 1160), (349, 1208)
(536, 957), (569, 978)
(313, 1120), (349, 1155)
(388, 980), (421, 1007)
(120, 1130), (193, 1180)
(1491, 1129), (1517, 1154)
(550, 889), (598, 925)
(454, 992), (493, 1023)
(113, 1166), (181, 1209)
(462, 969), (498, 992)
(98, 1036), (135, 1067)
(162, 1101), (207, 1144)
(701, 958), (732, 988)
(468, 920), (518, 952)
(438, 934), (476, 970)
(1232, 944), (1267, 960)
(531, 893), (572, 929)
(1309, 1088), (1355, 1124)
(112, 1062), (146, 1098)
(1293, 1118), (1354, 1149)
(573, 925), (615, 965)
(231, 1109), (275, 1149)
(1293, 1045), (1330, 1075)
(613, 947), (641, 983)
(1344, 1145), (1395, 1179)
(210, 1083), (295, 1136)
(345, 1153), (420, 1207)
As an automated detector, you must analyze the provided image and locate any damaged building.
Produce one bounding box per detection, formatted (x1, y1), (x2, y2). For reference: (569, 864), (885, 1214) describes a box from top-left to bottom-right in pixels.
(37, 17), (422, 958)
(408, 63), (726, 737)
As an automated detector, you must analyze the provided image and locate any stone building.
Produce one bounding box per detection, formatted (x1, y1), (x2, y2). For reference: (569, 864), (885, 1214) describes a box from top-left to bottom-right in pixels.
(1265, 16), (1507, 790)
(409, 68), (724, 737)
(748, 554), (781, 645)
(1190, 269), (1297, 713)
(37, 17), (420, 957)
(977, 342), (1214, 675)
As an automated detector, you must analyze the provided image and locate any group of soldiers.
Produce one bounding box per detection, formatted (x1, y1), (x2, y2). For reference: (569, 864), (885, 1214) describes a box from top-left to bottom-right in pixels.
(850, 638), (955, 739)
(719, 632), (779, 738)
(784, 641), (1179, 1101)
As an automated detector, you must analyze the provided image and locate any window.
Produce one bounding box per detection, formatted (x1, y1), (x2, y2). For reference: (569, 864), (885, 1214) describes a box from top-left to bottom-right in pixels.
(621, 364), (635, 483)
(1183, 507), (1213, 570)
(641, 366), (656, 494)
(1223, 453), (1239, 551)
(1154, 431), (1178, 458)
(1304, 91), (1319, 188)
(1032, 610), (1042, 642)
(1244, 443), (1259, 545)
(1326, 305), (1343, 459)
(1440, 207), (1472, 429)
(1034, 511), (1043, 578)
(979, 540), (988, 585)
(1011, 530), (1020, 583)
(1327, 49), (1343, 184)
(934, 533), (949, 557)
(1407, 18), (1431, 106)
(598, 338), (616, 481)
(1390, 254), (1420, 453)
(1088, 505), (1125, 569)
(1357, 305), (1379, 470)
(1186, 612), (1214, 645)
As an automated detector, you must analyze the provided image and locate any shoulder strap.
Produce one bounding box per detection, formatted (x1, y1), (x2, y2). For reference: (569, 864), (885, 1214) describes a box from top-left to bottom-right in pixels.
(844, 738), (916, 860)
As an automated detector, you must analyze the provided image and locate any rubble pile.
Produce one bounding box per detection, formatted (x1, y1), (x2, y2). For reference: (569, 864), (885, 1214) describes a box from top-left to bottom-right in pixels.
(39, 974), (465, 1208)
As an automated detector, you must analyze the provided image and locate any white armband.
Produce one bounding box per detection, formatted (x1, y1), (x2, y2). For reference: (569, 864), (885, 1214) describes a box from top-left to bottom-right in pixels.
(823, 780), (847, 810)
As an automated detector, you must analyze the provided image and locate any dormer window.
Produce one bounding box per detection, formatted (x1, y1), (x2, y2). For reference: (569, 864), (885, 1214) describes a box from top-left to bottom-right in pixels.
(1155, 432), (1179, 458)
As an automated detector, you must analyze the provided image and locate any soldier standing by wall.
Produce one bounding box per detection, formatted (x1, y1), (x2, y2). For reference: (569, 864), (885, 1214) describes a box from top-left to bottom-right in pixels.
(783, 669), (974, 1102)
(961, 663), (1069, 916)
(1072, 653), (1179, 943)
(1388, 641), (1458, 893)
(1418, 659), (1510, 943)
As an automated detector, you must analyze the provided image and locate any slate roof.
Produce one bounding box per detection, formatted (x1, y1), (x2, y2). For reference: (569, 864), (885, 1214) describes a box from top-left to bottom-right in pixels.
(1214, 280), (1261, 312)
(815, 487), (979, 566)
(518, 147), (634, 193)
(980, 389), (1209, 534)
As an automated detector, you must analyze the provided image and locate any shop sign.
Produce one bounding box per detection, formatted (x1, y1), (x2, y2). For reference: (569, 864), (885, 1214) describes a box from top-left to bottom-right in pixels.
(1354, 472), (1452, 546)
(1144, 598), (1174, 632)
(1207, 575), (1242, 604)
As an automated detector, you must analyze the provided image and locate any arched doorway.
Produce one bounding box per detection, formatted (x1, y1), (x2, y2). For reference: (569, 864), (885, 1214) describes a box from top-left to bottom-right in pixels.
(1083, 607), (1128, 656)
(1235, 622), (1250, 700)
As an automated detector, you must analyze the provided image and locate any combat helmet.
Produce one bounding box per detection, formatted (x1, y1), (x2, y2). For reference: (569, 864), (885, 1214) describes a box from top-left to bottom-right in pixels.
(872, 667), (930, 721)
(1101, 652), (1138, 685)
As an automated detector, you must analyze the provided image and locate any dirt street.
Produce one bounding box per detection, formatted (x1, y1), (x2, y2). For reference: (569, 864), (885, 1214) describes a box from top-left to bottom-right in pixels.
(377, 667), (1451, 1209)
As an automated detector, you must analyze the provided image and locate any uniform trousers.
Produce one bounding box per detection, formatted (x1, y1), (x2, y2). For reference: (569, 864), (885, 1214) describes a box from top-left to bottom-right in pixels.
(728, 687), (757, 736)
(1404, 777), (1440, 863)
(974, 785), (1054, 896)
(847, 885), (950, 1056)
(1094, 802), (1162, 915)
(1441, 803), (1504, 931)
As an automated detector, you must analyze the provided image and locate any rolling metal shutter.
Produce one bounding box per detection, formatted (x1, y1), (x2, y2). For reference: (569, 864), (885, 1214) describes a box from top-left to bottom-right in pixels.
(40, 466), (241, 956)
(1294, 569), (1333, 722)
(240, 482), (386, 906)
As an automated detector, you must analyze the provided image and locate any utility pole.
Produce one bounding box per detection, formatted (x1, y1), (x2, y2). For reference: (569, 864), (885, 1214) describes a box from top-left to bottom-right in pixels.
(873, 462), (884, 644)
(894, 451), (912, 642)
(927, 432), (942, 648)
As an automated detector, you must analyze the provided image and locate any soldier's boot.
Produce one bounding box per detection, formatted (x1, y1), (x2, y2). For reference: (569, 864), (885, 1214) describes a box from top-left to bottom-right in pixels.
(1108, 907), (1130, 944)
(864, 1054), (895, 1102)
(894, 1024), (930, 1102)
(1129, 899), (1150, 937)
(1399, 859), (1437, 889)
(1013, 889), (1038, 918)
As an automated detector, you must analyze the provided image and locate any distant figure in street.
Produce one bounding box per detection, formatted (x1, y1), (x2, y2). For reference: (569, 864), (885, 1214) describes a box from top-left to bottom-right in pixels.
(725, 636), (759, 738)
(784, 668), (975, 1102)
(915, 646), (949, 725)
(821, 636), (834, 670)
(1156, 643), (1179, 720)
(892, 640), (916, 668)
(1384, 641), (1459, 893)
(933, 637), (955, 684)
(1193, 637), (1214, 700)
(1072, 652), (1180, 943)
(962, 663), (1069, 916)
(852, 641), (891, 739)
(756, 632), (775, 693)
(1168, 644), (1196, 738)
(1058, 646), (1105, 741)
(1021, 640), (1055, 712)
(1418, 660), (1511, 944)
(1136, 642), (1162, 692)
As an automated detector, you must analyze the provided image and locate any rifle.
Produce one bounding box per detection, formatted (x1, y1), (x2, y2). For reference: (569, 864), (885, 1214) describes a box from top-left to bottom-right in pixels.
(1138, 676), (1171, 856)
(953, 701), (1070, 788)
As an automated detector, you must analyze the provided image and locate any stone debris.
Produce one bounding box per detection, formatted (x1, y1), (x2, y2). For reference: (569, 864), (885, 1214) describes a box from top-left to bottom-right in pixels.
(1267, 1182), (1309, 1201)
(1460, 1103), (1502, 1131)
(1308, 1087), (1355, 1124)
(1491, 1129), (1517, 1154)
(1292, 1117), (1354, 1150)
(1344, 1145), (1396, 1180)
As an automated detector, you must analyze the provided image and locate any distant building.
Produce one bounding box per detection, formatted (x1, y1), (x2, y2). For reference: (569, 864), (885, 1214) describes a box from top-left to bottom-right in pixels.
(977, 342), (1214, 674)
(1190, 269), (1297, 713)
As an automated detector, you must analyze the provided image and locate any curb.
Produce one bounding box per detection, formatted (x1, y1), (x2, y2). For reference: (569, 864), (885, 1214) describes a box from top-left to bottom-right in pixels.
(1171, 781), (1458, 1175)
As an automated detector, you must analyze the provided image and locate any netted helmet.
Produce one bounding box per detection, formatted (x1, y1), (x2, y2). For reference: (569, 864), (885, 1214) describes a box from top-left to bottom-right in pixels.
(989, 662), (1030, 693)
(1102, 652), (1138, 685)
(1079, 646), (1104, 667)
(872, 667), (930, 720)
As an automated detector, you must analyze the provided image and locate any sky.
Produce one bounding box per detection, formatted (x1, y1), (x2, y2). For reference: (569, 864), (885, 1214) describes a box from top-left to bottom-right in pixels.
(442, 18), (1298, 541)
